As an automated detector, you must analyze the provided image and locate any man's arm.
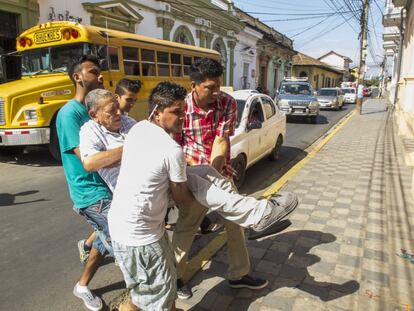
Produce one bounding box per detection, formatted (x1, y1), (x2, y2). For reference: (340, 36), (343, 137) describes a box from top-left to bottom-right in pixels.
(210, 136), (230, 173)
(82, 146), (123, 172)
(170, 181), (194, 205)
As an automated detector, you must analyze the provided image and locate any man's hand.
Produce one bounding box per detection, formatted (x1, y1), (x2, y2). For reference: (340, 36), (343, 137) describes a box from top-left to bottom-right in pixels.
(170, 181), (194, 205)
(210, 136), (229, 173)
(82, 146), (123, 172)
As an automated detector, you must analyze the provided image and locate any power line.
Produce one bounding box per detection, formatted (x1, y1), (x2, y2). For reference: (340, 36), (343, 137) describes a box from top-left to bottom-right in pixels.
(296, 13), (354, 48)
(290, 14), (336, 38)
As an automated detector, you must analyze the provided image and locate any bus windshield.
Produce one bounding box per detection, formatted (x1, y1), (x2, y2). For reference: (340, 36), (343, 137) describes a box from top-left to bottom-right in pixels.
(21, 43), (86, 76)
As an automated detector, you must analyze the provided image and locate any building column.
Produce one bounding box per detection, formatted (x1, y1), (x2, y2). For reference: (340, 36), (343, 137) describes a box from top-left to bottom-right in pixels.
(227, 40), (236, 87)
(156, 17), (175, 41)
(206, 33), (214, 49)
(196, 30), (207, 48)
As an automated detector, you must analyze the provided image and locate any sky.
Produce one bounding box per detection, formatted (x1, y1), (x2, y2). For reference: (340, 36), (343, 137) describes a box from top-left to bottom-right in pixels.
(232, 0), (385, 77)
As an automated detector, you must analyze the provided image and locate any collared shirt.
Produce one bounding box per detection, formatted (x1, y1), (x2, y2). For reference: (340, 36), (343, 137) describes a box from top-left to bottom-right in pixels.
(175, 91), (237, 177)
(79, 115), (137, 192)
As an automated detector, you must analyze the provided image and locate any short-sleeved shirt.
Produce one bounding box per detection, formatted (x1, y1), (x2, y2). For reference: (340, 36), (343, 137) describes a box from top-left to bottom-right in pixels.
(79, 115), (136, 192)
(108, 120), (187, 246)
(175, 91), (237, 177)
(56, 99), (111, 209)
(357, 84), (364, 99)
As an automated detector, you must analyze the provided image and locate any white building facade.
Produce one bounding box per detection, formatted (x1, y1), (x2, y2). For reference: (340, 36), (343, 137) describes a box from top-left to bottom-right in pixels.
(318, 51), (352, 81)
(37, 0), (245, 87)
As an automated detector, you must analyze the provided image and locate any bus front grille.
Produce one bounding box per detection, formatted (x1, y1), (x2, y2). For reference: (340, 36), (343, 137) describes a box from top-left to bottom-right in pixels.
(0, 98), (5, 125)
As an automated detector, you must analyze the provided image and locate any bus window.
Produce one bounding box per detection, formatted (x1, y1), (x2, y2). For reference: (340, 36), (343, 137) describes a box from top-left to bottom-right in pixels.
(50, 44), (84, 71)
(108, 46), (119, 70)
(183, 56), (192, 76)
(122, 46), (140, 76)
(171, 53), (182, 77)
(157, 51), (170, 77)
(141, 49), (155, 76)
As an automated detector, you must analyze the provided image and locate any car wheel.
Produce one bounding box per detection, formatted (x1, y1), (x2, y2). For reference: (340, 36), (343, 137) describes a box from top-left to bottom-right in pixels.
(269, 135), (283, 161)
(232, 154), (246, 189)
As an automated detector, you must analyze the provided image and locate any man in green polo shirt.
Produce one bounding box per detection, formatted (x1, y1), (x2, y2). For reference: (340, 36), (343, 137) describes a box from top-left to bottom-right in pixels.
(57, 55), (121, 311)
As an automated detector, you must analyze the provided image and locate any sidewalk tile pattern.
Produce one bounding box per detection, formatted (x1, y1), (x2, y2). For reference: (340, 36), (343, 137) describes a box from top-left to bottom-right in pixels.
(177, 100), (414, 311)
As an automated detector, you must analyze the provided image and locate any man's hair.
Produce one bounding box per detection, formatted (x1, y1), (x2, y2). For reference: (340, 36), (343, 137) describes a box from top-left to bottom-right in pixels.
(148, 82), (187, 117)
(189, 57), (223, 84)
(85, 89), (114, 113)
(115, 78), (141, 96)
(68, 54), (100, 86)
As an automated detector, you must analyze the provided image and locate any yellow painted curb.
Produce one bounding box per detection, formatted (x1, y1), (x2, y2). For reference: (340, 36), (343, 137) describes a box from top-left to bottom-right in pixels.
(184, 109), (357, 282)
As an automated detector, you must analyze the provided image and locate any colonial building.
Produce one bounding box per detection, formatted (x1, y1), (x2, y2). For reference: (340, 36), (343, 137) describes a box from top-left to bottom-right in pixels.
(383, 0), (414, 166)
(236, 9), (295, 96)
(318, 50), (352, 81)
(292, 52), (343, 90)
(37, 0), (244, 87)
(0, 0), (39, 54)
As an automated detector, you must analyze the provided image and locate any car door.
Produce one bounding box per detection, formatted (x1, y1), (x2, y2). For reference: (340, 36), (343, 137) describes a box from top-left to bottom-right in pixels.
(259, 96), (277, 153)
(246, 97), (265, 164)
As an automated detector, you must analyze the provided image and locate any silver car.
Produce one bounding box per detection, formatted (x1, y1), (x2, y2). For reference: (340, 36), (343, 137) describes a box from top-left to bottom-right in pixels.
(316, 88), (344, 110)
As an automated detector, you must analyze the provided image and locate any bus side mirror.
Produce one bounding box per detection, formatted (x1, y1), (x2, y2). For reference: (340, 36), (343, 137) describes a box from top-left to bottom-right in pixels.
(0, 54), (21, 83)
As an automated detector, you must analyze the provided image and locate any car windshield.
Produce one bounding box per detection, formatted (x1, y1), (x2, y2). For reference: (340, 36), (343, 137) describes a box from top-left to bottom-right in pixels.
(343, 88), (355, 94)
(318, 89), (337, 96)
(236, 100), (247, 127)
(21, 43), (86, 76)
(280, 83), (311, 95)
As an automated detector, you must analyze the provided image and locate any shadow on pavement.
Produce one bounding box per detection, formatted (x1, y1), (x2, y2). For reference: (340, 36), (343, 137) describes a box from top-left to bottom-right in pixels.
(189, 230), (359, 310)
(287, 114), (328, 125)
(0, 146), (60, 167)
(240, 146), (308, 194)
(0, 190), (47, 207)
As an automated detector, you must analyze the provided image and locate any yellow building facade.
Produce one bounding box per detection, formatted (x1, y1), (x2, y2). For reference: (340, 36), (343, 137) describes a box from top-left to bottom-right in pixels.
(292, 53), (344, 90)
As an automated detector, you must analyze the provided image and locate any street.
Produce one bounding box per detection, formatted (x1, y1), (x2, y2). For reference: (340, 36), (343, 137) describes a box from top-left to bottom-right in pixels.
(0, 106), (351, 311)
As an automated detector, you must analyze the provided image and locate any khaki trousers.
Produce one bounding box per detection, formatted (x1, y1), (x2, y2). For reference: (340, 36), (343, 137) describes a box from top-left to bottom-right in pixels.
(173, 199), (250, 281)
(173, 165), (263, 281)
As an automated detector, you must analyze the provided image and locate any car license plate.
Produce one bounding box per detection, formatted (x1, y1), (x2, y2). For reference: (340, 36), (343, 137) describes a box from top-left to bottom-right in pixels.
(294, 109), (305, 114)
(34, 29), (62, 44)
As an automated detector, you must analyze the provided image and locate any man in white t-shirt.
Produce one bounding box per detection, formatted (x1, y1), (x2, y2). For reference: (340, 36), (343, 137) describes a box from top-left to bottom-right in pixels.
(108, 82), (298, 311)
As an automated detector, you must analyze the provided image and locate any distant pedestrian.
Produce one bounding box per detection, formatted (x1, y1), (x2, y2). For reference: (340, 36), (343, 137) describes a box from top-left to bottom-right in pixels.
(357, 83), (364, 114)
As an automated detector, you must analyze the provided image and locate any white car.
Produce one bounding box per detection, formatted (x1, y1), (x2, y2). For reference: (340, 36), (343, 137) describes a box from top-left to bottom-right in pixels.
(342, 87), (357, 104)
(229, 90), (287, 188)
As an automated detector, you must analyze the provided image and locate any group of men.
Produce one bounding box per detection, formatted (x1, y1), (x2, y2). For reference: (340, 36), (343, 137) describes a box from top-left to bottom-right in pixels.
(57, 55), (298, 311)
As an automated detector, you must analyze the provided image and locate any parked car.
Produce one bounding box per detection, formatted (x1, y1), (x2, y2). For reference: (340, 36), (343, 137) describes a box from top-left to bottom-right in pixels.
(316, 88), (344, 110)
(363, 87), (372, 97)
(230, 90), (286, 188)
(342, 87), (357, 104)
(275, 78), (319, 123)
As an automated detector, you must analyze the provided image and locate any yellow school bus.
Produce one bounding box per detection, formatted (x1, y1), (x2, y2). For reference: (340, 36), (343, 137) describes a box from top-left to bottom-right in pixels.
(0, 21), (220, 160)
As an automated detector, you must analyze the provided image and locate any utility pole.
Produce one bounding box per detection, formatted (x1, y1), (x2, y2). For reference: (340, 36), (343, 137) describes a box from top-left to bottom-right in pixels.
(357, 0), (369, 114)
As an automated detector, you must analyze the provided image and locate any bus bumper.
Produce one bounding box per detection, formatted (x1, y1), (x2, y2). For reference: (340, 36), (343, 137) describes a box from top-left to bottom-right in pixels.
(0, 128), (50, 146)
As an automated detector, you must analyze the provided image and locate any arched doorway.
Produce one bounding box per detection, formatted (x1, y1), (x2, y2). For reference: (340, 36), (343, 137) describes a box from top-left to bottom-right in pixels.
(299, 71), (308, 78)
(173, 25), (195, 46)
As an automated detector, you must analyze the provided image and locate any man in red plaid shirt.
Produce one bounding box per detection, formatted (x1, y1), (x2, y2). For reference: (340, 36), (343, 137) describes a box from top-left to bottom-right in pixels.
(173, 58), (291, 299)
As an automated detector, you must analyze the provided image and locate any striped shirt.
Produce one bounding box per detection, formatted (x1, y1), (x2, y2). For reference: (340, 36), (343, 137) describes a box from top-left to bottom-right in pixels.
(174, 91), (237, 177)
(79, 115), (136, 192)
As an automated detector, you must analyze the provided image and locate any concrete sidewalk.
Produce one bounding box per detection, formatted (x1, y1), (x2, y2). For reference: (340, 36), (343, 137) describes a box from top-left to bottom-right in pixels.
(176, 99), (414, 311)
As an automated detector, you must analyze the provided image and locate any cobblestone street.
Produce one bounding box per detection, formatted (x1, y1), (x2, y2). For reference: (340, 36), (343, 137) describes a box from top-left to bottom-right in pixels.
(177, 99), (414, 311)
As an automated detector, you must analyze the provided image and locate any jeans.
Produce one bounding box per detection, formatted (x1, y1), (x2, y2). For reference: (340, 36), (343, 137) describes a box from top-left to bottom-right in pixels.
(74, 199), (113, 256)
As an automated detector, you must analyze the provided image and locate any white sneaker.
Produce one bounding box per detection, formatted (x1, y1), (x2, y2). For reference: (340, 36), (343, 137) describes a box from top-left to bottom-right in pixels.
(73, 284), (103, 311)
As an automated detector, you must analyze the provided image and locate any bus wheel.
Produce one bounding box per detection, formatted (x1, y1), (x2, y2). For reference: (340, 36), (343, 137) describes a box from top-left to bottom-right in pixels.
(0, 146), (25, 156)
(48, 121), (61, 163)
